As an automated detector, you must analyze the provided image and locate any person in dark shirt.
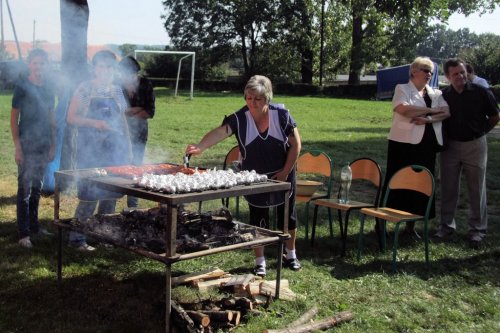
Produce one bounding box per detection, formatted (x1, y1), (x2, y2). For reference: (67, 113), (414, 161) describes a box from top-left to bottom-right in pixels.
(185, 75), (302, 277)
(119, 56), (156, 208)
(10, 48), (56, 248)
(435, 58), (499, 247)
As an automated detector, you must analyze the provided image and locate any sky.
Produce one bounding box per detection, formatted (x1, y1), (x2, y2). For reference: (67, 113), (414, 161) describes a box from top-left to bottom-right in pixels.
(3, 0), (500, 46)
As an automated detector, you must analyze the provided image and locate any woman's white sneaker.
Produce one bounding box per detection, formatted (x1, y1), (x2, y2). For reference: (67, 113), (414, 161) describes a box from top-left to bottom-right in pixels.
(18, 237), (33, 248)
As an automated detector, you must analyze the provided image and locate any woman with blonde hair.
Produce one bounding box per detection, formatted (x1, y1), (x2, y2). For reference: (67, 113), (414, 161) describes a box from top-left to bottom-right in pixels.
(186, 75), (302, 277)
(383, 56), (450, 237)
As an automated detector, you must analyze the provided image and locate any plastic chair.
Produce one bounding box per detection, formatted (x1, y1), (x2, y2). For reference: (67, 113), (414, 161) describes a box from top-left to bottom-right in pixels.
(357, 165), (435, 271)
(310, 158), (382, 256)
(222, 145), (241, 218)
(296, 150), (334, 240)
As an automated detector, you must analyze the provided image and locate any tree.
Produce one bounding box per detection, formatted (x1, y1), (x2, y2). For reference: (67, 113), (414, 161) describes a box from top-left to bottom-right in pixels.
(343, 0), (500, 85)
(460, 33), (500, 85)
(59, 0), (89, 171)
(60, 0), (89, 90)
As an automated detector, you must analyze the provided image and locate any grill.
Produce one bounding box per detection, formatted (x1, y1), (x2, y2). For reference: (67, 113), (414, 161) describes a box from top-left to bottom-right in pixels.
(52, 164), (291, 333)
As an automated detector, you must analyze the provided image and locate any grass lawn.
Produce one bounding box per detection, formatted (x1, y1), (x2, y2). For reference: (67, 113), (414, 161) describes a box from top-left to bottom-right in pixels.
(0, 88), (499, 333)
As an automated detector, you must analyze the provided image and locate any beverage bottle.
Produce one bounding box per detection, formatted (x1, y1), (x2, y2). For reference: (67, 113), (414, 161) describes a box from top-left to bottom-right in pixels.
(339, 163), (352, 204)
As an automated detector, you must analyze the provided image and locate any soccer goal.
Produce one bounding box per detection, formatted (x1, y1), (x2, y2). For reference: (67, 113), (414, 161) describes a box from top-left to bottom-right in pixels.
(133, 50), (195, 100)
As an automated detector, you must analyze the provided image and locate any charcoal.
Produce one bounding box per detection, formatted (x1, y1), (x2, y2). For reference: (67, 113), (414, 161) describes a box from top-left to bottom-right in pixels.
(76, 207), (257, 254)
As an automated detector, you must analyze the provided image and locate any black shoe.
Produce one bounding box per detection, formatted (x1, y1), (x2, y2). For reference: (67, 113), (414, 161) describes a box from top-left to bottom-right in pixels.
(283, 255), (302, 271)
(468, 240), (482, 249)
(253, 265), (266, 277)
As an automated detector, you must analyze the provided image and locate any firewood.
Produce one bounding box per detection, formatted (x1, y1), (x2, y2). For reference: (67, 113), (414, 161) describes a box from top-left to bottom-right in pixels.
(171, 300), (202, 333)
(186, 311), (211, 328)
(245, 281), (262, 296)
(253, 294), (271, 307)
(260, 280), (297, 301)
(231, 310), (241, 326)
(223, 273), (255, 287)
(288, 306), (319, 327)
(263, 310), (354, 333)
(171, 268), (227, 286)
(222, 297), (254, 310)
(199, 310), (233, 323)
(194, 277), (232, 290)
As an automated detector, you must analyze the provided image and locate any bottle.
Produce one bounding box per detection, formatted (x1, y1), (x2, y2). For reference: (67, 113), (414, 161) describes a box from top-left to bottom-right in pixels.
(339, 163), (352, 204)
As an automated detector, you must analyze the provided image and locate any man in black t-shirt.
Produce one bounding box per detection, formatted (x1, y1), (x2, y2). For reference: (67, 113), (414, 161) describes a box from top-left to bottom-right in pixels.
(435, 58), (499, 247)
(11, 49), (56, 248)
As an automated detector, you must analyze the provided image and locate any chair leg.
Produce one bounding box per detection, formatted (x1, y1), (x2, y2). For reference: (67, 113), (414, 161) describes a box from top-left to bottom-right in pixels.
(424, 219), (429, 265)
(374, 218), (385, 251)
(342, 211), (351, 257)
(303, 202), (310, 240)
(327, 207), (334, 238)
(311, 204), (319, 246)
(337, 210), (344, 240)
(392, 223), (402, 272)
(357, 214), (367, 261)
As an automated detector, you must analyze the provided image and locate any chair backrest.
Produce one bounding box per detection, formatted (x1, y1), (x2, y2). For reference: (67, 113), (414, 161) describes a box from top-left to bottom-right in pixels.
(297, 150), (333, 195)
(384, 165), (435, 216)
(222, 145), (241, 170)
(347, 157), (383, 205)
(297, 150), (332, 177)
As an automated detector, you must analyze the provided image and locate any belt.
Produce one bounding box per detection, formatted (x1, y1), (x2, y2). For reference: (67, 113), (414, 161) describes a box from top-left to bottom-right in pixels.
(451, 133), (484, 142)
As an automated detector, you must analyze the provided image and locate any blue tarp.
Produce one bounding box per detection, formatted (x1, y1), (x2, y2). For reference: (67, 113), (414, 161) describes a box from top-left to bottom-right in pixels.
(376, 63), (439, 100)
(42, 90), (71, 194)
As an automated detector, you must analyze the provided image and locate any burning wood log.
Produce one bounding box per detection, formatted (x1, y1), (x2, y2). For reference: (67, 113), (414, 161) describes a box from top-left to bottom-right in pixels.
(185, 311), (211, 328)
(263, 310), (354, 333)
(171, 268), (228, 286)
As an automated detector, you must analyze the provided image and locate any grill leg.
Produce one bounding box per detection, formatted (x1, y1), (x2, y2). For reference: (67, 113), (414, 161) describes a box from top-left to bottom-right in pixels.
(165, 264), (172, 333)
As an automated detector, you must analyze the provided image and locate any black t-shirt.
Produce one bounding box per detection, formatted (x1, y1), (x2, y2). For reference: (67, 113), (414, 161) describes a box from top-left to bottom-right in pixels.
(12, 77), (55, 154)
(442, 82), (499, 141)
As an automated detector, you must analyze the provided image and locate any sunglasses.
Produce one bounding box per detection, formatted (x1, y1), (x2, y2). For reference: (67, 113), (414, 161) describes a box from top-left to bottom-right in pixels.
(420, 68), (434, 75)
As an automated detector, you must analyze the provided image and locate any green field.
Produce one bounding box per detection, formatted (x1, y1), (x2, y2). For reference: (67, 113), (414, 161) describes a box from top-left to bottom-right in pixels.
(1, 88), (499, 332)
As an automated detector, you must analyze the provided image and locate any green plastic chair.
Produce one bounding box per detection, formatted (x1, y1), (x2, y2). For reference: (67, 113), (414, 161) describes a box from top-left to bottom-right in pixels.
(357, 165), (435, 271)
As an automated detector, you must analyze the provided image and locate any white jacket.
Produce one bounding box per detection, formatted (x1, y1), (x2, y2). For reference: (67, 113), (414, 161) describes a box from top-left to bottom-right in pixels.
(389, 81), (448, 145)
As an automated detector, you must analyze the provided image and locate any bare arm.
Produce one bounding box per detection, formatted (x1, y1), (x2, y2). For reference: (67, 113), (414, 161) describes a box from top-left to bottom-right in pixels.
(10, 107), (23, 165)
(411, 106), (450, 125)
(394, 104), (448, 118)
(486, 113), (499, 133)
(126, 106), (151, 119)
(67, 94), (110, 130)
(185, 125), (233, 156)
(274, 127), (302, 182)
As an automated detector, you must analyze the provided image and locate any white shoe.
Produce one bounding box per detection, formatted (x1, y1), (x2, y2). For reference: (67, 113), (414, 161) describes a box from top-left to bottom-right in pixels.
(18, 237), (33, 248)
(75, 243), (96, 252)
(37, 228), (54, 236)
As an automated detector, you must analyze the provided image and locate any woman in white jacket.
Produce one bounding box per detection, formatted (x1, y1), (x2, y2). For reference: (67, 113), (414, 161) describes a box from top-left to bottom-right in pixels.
(384, 56), (450, 237)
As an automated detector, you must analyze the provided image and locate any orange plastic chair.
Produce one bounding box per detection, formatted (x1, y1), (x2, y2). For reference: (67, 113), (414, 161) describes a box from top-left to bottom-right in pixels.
(296, 150), (334, 239)
(357, 165), (435, 271)
(311, 158), (382, 255)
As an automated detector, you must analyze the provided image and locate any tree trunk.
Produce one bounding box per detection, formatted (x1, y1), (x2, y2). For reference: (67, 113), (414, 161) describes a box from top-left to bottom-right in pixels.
(60, 0), (89, 90)
(59, 0), (89, 171)
(301, 48), (313, 84)
(348, 10), (363, 85)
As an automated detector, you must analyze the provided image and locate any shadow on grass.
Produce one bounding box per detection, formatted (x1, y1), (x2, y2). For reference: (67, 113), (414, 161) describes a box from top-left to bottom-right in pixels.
(0, 194), (16, 207)
(297, 229), (500, 285)
(0, 271), (166, 333)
